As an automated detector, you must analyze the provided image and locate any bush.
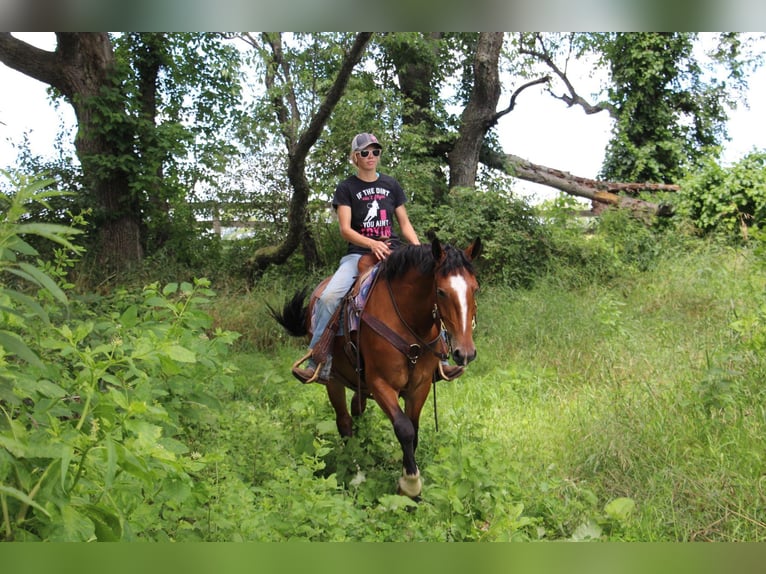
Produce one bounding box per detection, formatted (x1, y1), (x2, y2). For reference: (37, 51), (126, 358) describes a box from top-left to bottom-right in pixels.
(0, 174), (240, 540)
(411, 187), (551, 288)
(678, 150), (766, 241)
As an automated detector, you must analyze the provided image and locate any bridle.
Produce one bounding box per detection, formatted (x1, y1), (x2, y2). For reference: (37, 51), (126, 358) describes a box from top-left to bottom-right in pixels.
(385, 278), (450, 364)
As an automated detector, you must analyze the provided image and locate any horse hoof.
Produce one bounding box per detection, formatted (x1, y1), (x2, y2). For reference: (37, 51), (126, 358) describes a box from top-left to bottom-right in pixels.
(397, 469), (422, 499)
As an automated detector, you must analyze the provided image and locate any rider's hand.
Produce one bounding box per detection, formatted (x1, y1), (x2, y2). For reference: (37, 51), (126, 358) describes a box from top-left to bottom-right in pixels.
(371, 240), (391, 260)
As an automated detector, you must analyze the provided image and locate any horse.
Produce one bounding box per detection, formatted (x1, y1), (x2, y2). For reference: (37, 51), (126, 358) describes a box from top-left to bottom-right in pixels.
(270, 236), (481, 499)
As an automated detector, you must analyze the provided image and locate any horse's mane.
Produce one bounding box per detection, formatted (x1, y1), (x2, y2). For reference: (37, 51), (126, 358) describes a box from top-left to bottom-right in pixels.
(380, 242), (474, 282)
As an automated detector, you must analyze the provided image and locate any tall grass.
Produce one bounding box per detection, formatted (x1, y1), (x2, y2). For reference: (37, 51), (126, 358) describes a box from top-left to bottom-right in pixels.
(461, 241), (766, 541)
(201, 236), (766, 541)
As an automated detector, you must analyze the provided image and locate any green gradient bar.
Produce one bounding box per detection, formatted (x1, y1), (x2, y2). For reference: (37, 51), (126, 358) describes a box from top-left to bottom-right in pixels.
(3, 543), (766, 574)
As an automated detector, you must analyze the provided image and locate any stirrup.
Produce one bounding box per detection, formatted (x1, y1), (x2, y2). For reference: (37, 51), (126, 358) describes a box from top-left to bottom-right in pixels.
(292, 350), (325, 384)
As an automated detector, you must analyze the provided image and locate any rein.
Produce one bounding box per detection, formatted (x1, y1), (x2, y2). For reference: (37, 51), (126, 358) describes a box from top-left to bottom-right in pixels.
(388, 277), (449, 361)
(372, 277), (449, 364)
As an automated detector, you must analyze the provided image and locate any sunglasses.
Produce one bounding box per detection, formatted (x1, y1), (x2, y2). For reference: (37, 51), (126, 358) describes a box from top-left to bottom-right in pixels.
(357, 149), (381, 158)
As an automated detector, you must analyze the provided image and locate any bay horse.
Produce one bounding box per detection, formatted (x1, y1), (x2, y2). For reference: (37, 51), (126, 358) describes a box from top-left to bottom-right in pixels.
(270, 236), (481, 499)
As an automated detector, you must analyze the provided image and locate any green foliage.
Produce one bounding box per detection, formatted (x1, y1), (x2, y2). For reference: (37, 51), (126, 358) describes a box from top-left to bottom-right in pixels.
(599, 32), (731, 183)
(0, 176), (240, 540)
(412, 187), (550, 288)
(7, 169), (766, 541)
(678, 150), (766, 240)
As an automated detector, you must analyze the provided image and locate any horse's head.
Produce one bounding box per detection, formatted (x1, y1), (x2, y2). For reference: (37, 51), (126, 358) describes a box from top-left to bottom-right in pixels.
(432, 237), (482, 367)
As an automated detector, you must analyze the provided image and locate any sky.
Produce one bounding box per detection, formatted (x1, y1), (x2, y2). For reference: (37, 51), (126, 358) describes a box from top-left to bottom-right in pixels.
(1, 32), (766, 204)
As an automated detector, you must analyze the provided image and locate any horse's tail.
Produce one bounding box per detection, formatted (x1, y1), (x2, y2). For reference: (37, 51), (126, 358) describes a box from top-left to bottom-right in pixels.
(268, 287), (310, 338)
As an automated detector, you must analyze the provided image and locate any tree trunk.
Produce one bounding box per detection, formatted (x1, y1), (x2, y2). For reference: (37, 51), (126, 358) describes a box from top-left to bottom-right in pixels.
(0, 32), (143, 271)
(441, 31), (676, 219)
(134, 33), (171, 252)
(448, 32), (504, 189)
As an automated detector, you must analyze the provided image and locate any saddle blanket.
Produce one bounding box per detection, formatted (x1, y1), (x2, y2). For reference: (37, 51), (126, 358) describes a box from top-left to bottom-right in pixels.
(344, 263), (380, 335)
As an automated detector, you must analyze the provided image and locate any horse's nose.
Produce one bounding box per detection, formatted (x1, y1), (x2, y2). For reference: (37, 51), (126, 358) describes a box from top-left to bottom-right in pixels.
(452, 347), (477, 366)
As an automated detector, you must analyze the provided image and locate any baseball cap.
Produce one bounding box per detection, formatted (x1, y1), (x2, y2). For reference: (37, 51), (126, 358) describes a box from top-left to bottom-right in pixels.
(351, 133), (382, 152)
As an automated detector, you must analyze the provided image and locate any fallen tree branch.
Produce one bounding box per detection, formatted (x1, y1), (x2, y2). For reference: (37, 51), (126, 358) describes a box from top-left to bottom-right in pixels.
(480, 147), (676, 218)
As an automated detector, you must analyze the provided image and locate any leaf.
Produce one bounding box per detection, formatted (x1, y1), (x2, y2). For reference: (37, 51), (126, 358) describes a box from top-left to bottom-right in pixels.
(0, 485), (51, 517)
(16, 222), (81, 250)
(55, 504), (96, 541)
(2, 288), (50, 323)
(571, 520), (603, 541)
(104, 435), (117, 491)
(315, 420), (338, 435)
(125, 420), (163, 449)
(378, 494), (420, 511)
(60, 445), (74, 492)
(604, 497), (636, 522)
(5, 235), (38, 256)
(9, 262), (68, 305)
(0, 329), (43, 368)
(119, 304), (139, 329)
(79, 503), (122, 541)
(112, 442), (153, 483)
(32, 379), (68, 399)
(164, 344), (196, 363)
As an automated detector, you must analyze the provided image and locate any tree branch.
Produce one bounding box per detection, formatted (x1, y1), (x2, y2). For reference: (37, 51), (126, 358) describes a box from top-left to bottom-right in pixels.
(518, 32), (617, 118)
(0, 33), (62, 90)
(261, 32), (299, 151)
(480, 146), (676, 218)
(491, 75), (551, 124)
(246, 32), (374, 278)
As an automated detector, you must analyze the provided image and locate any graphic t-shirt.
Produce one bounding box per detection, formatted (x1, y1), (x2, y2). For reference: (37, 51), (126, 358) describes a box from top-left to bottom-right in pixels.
(332, 173), (407, 255)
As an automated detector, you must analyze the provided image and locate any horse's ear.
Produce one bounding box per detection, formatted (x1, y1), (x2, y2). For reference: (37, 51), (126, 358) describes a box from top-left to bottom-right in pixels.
(431, 235), (443, 261)
(465, 236), (482, 261)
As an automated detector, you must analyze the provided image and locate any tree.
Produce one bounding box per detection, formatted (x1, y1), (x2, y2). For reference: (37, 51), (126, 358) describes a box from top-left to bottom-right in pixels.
(599, 32), (729, 183)
(463, 32), (758, 214)
(0, 33), (245, 275)
(377, 32), (451, 204)
(0, 33), (143, 269)
(113, 33), (244, 261)
(513, 33), (758, 186)
(236, 31), (753, 276)
(449, 32), (504, 189)
(239, 32), (373, 278)
(3, 32), (758, 280)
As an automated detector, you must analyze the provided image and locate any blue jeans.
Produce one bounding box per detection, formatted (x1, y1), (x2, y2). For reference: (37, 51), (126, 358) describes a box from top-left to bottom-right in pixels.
(309, 253), (362, 355)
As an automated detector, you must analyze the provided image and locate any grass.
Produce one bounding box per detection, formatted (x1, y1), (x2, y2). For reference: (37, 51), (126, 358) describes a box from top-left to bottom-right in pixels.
(197, 239), (766, 541)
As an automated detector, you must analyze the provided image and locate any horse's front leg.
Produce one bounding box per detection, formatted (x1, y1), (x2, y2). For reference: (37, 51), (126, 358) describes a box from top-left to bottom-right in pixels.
(326, 379), (353, 438)
(371, 380), (422, 499)
(404, 380), (431, 458)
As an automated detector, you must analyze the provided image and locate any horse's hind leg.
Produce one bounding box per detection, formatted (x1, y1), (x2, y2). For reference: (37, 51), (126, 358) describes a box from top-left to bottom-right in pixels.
(326, 379), (353, 438)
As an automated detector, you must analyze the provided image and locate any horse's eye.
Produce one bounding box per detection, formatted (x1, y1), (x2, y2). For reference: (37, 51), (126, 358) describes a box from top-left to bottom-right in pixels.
(437, 288), (446, 298)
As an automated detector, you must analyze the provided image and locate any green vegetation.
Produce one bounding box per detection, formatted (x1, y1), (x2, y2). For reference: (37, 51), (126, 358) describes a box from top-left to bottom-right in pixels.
(212, 231), (766, 542)
(2, 32), (764, 543)
(3, 169), (766, 540)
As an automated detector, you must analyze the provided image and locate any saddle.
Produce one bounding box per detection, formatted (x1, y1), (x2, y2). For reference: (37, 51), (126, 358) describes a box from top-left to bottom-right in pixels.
(310, 253), (378, 367)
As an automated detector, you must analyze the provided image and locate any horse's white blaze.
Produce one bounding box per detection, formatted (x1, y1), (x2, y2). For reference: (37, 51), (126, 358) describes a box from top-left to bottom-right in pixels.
(447, 275), (470, 333)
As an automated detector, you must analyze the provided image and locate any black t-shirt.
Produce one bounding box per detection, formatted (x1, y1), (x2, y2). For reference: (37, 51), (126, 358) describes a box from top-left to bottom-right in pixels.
(332, 173), (408, 254)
